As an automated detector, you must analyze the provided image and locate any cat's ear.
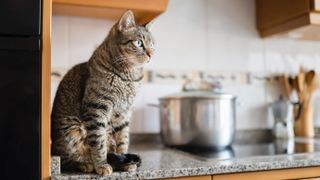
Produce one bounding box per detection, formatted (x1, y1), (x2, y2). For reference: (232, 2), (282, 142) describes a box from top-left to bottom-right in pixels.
(118, 10), (136, 32)
(144, 19), (155, 31)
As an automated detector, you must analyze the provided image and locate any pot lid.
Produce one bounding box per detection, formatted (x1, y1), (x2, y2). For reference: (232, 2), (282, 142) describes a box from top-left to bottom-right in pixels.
(160, 90), (236, 100)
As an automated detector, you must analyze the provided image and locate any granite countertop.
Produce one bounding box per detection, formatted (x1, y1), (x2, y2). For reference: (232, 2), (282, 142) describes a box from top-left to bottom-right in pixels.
(52, 136), (320, 180)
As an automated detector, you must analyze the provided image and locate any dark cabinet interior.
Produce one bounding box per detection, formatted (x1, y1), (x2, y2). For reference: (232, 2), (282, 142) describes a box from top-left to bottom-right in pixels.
(0, 0), (41, 36)
(0, 0), (42, 179)
(0, 51), (41, 179)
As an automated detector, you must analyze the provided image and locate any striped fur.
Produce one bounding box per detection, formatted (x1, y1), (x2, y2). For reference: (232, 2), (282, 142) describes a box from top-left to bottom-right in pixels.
(51, 10), (155, 176)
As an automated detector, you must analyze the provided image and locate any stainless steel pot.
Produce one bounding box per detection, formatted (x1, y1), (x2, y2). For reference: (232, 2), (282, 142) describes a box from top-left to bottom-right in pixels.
(159, 91), (236, 148)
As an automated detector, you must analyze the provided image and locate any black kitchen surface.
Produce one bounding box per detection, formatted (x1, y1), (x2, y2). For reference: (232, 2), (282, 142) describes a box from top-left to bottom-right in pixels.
(173, 138), (320, 160)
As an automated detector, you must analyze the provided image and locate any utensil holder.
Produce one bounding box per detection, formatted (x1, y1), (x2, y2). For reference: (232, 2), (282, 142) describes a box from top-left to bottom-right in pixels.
(295, 104), (315, 138)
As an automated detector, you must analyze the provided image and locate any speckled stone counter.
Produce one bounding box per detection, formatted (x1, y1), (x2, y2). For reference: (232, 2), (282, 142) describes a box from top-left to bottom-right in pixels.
(52, 137), (320, 180)
(51, 156), (61, 175)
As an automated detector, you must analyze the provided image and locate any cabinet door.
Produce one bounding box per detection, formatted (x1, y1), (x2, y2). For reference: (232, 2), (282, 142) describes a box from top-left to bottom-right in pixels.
(212, 167), (320, 180)
(0, 0), (41, 36)
(165, 176), (212, 180)
(256, 0), (310, 29)
(0, 50), (41, 180)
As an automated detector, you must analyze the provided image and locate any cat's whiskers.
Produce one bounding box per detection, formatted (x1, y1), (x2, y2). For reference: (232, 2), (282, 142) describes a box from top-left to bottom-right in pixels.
(113, 56), (138, 66)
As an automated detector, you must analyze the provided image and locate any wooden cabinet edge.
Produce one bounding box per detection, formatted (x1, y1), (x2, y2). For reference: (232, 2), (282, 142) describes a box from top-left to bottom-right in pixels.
(41, 0), (52, 179)
(257, 13), (311, 38)
(212, 166), (320, 180)
(53, 0), (169, 12)
(164, 175), (212, 180)
(52, 0), (169, 24)
(52, 4), (163, 24)
(255, 0), (320, 39)
(257, 12), (320, 38)
(256, 0), (310, 30)
(163, 166), (320, 180)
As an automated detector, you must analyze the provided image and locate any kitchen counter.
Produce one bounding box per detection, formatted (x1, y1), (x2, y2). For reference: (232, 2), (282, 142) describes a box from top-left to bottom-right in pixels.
(52, 136), (320, 180)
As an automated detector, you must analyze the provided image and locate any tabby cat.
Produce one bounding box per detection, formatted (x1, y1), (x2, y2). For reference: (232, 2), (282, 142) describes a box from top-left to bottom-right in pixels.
(51, 10), (155, 176)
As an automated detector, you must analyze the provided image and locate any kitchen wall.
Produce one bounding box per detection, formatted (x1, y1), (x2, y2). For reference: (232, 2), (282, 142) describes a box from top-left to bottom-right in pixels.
(51, 0), (320, 133)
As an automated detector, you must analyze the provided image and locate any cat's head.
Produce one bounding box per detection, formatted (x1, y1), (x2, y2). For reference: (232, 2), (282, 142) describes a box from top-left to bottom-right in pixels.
(108, 10), (155, 68)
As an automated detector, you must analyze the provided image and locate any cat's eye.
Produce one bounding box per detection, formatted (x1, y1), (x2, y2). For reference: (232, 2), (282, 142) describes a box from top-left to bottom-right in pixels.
(132, 40), (143, 48)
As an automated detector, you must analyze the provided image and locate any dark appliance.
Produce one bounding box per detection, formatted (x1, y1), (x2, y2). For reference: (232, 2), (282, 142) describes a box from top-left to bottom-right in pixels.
(0, 0), (42, 179)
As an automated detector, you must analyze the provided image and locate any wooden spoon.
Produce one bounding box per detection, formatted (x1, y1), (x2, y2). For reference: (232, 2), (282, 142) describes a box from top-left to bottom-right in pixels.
(298, 74), (305, 96)
(305, 70), (315, 87)
(299, 65), (308, 100)
(305, 74), (318, 106)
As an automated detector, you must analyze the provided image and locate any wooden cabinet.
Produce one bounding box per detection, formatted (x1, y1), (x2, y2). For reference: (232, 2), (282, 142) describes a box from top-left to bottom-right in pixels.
(52, 0), (169, 24)
(256, 0), (320, 40)
(165, 176), (211, 180)
(166, 166), (320, 180)
(212, 166), (320, 180)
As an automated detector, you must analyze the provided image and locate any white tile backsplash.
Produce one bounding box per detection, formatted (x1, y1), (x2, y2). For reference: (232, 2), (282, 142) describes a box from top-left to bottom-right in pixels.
(207, 0), (265, 72)
(52, 16), (69, 68)
(224, 84), (269, 130)
(314, 43), (320, 72)
(264, 38), (316, 74)
(68, 17), (116, 67)
(314, 95), (320, 128)
(146, 0), (208, 71)
(51, 0), (320, 133)
(130, 88), (145, 133)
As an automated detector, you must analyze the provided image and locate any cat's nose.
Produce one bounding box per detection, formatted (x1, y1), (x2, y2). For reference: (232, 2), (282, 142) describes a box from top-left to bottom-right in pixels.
(146, 49), (152, 58)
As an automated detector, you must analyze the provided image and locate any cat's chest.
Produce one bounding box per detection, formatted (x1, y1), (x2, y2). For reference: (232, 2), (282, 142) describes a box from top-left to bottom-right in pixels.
(112, 81), (140, 111)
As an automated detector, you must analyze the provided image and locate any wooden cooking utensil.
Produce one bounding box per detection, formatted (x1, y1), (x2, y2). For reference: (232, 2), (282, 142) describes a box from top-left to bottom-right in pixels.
(300, 104), (315, 138)
(305, 70), (315, 86)
(305, 75), (319, 104)
(297, 74), (305, 93)
(293, 75), (303, 102)
(292, 75), (302, 136)
(298, 72), (318, 138)
(304, 70), (315, 105)
(298, 65), (306, 101)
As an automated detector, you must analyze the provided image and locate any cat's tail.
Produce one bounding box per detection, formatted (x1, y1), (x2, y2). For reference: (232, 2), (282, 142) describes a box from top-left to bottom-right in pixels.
(52, 116), (90, 169)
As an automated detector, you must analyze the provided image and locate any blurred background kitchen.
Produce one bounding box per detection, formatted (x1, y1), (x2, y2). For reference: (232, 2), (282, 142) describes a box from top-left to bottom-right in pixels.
(3, 0), (320, 179)
(51, 0), (320, 134)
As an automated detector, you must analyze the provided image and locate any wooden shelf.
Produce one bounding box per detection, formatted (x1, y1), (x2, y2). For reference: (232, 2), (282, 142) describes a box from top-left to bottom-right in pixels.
(52, 0), (169, 24)
(256, 0), (320, 40)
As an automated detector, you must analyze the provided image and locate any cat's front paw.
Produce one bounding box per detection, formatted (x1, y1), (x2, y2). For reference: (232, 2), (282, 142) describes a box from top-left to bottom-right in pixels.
(123, 164), (137, 172)
(94, 163), (113, 176)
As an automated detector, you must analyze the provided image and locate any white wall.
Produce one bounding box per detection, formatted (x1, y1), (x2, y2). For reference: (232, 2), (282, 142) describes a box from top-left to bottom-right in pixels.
(51, 0), (320, 133)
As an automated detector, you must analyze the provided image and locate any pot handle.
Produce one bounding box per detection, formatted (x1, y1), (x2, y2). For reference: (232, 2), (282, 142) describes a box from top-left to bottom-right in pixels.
(293, 102), (302, 121)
